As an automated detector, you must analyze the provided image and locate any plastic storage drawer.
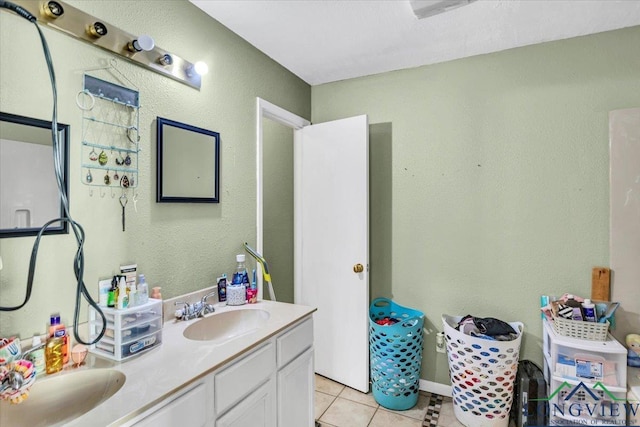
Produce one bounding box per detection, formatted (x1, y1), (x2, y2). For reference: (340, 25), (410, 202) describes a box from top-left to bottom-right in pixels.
(89, 299), (163, 361)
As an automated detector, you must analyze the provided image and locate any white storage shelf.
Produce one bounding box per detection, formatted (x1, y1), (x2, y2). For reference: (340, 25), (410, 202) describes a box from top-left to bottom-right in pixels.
(89, 299), (163, 361)
(542, 319), (627, 426)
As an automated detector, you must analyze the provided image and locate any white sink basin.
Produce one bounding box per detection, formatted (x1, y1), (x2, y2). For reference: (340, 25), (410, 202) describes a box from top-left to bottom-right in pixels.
(0, 368), (125, 427)
(183, 309), (270, 342)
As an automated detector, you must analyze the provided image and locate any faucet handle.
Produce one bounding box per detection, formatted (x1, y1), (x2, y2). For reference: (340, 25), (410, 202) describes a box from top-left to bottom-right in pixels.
(174, 301), (189, 319)
(201, 291), (217, 304)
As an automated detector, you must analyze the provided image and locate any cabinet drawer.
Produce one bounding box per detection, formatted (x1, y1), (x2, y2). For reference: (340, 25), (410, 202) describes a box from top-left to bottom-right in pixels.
(215, 342), (275, 414)
(132, 382), (207, 427)
(277, 317), (313, 369)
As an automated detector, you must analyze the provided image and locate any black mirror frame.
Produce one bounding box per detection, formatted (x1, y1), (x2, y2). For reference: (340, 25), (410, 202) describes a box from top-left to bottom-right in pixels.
(0, 112), (70, 238)
(156, 117), (220, 203)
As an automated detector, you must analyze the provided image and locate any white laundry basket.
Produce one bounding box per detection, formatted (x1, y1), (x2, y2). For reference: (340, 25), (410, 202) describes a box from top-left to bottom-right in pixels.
(442, 315), (523, 427)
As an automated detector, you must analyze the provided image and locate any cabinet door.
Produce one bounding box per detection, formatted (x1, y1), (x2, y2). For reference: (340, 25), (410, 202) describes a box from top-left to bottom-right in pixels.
(215, 342), (275, 415)
(132, 382), (207, 427)
(216, 379), (276, 427)
(277, 348), (314, 427)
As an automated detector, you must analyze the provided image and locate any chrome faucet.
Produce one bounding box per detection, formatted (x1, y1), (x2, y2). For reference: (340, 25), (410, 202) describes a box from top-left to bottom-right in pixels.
(174, 292), (216, 321)
(200, 291), (216, 316)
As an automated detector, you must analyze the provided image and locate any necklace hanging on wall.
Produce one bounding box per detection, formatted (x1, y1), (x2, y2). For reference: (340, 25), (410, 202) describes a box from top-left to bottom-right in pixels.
(104, 171), (111, 185)
(86, 169), (93, 183)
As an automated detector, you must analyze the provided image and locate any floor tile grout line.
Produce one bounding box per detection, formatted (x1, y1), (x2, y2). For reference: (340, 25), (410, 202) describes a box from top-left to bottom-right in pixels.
(316, 392), (339, 424)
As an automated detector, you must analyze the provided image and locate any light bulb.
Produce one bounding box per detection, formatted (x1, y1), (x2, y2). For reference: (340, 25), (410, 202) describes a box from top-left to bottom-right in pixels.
(194, 61), (208, 76)
(128, 35), (155, 52)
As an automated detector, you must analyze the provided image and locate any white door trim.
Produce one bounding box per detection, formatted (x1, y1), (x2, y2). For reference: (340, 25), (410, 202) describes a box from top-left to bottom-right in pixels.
(255, 98), (310, 300)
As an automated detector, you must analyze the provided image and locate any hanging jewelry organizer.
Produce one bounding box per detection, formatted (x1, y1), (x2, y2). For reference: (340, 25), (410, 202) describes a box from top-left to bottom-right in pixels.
(77, 60), (140, 231)
(77, 60), (140, 192)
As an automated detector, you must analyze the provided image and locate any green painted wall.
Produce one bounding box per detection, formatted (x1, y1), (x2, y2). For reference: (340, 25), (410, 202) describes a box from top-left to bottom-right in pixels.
(0, 0), (310, 339)
(313, 26), (640, 384)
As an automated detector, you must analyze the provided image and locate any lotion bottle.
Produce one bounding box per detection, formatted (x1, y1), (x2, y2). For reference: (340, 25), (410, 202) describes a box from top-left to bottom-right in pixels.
(582, 299), (597, 322)
(49, 314), (69, 364)
(117, 276), (129, 309)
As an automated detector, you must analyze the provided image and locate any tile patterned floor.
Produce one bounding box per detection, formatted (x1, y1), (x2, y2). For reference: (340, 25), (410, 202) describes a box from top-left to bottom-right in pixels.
(314, 374), (466, 427)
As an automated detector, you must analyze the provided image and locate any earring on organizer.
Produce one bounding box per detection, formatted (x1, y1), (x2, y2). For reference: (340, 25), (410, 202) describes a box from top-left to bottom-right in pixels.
(115, 151), (125, 166)
(98, 150), (108, 166)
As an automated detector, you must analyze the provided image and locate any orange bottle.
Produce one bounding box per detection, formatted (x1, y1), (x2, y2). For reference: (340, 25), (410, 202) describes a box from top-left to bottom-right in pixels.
(49, 314), (69, 365)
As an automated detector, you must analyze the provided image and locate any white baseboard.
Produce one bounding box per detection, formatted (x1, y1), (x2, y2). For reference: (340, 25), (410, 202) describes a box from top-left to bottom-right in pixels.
(419, 379), (452, 397)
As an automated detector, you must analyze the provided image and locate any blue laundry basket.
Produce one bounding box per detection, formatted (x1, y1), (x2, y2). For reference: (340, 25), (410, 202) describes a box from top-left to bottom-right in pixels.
(369, 298), (425, 410)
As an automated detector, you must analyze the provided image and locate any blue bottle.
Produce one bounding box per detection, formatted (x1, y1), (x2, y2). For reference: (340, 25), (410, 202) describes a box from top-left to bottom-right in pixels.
(232, 254), (250, 287)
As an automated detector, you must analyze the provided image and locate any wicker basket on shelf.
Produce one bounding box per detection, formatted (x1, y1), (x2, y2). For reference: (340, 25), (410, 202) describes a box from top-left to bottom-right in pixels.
(552, 316), (609, 341)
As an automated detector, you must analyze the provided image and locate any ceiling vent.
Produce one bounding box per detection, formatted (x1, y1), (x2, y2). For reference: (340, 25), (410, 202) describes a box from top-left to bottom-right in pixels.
(409, 0), (477, 19)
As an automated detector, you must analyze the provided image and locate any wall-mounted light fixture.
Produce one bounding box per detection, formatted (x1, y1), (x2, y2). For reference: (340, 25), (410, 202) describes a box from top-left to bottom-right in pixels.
(11, 0), (203, 90)
(186, 61), (209, 78)
(87, 22), (108, 38)
(127, 35), (155, 53)
(41, 1), (63, 18)
(158, 53), (173, 66)
(194, 61), (209, 76)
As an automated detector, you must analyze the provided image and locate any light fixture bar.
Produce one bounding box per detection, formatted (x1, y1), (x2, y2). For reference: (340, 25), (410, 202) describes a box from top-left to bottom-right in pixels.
(11, 0), (202, 90)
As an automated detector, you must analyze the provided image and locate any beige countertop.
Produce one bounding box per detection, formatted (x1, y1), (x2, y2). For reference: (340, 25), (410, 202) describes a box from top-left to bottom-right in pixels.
(6, 300), (315, 427)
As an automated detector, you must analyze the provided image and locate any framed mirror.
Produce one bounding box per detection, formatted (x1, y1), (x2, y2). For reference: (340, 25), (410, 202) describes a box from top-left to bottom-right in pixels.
(156, 117), (220, 203)
(0, 112), (69, 238)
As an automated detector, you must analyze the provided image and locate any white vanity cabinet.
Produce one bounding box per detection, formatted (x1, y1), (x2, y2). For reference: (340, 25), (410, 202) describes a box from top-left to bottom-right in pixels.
(125, 314), (314, 427)
(276, 317), (315, 427)
(214, 316), (315, 427)
(130, 379), (212, 427)
(214, 341), (277, 426)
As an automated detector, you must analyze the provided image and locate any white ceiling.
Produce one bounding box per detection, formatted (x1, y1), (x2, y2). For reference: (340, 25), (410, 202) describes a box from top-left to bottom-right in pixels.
(190, 0), (640, 86)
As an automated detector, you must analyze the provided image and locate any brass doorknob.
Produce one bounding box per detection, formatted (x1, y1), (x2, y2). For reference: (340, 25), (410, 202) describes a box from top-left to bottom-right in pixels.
(353, 263), (364, 273)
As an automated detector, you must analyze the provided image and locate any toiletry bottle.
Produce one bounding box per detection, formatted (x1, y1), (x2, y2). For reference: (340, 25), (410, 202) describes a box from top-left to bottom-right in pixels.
(582, 299), (597, 322)
(129, 282), (138, 307)
(247, 269), (258, 303)
(232, 254), (248, 285)
(27, 335), (45, 375)
(107, 276), (118, 307)
(117, 276), (129, 309)
(49, 314), (69, 364)
(45, 336), (64, 374)
(217, 274), (228, 303)
(232, 254), (250, 301)
(138, 274), (149, 305)
(565, 295), (584, 321)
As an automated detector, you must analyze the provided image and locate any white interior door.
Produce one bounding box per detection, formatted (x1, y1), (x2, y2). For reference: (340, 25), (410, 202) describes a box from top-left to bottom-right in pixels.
(296, 115), (370, 392)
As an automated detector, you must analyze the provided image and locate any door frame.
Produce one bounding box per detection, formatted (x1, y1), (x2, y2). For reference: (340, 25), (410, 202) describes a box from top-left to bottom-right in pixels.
(255, 98), (310, 301)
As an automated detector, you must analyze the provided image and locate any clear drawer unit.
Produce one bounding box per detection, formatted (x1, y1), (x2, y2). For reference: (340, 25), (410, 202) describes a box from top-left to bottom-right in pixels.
(542, 319), (627, 426)
(89, 299), (163, 361)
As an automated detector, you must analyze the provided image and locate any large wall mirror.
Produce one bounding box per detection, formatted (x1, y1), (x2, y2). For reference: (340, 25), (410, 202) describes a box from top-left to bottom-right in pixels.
(156, 117), (220, 203)
(0, 112), (69, 238)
